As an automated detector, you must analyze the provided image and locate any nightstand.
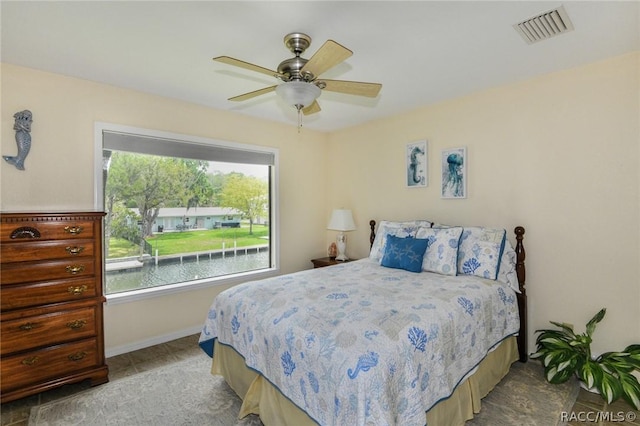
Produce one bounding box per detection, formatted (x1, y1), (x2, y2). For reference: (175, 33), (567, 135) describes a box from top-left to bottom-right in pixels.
(311, 257), (352, 268)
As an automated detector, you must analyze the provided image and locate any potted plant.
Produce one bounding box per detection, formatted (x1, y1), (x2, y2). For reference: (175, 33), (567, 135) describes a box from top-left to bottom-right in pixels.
(531, 308), (640, 409)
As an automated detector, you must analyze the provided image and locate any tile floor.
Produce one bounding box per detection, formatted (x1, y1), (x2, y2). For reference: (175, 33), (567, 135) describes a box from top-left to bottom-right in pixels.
(567, 387), (640, 426)
(2, 336), (639, 426)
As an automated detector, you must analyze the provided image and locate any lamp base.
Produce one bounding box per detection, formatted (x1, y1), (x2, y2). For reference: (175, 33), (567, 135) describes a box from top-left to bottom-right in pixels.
(336, 232), (348, 261)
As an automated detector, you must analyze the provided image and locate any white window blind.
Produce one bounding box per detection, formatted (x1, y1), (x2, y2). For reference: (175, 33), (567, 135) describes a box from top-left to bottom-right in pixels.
(103, 130), (275, 166)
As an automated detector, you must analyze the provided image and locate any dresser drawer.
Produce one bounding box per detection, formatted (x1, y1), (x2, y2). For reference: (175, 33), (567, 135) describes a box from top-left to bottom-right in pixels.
(1, 239), (95, 264)
(0, 278), (98, 310)
(0, 220), (95, 243)
(1, 257), (96, 285)
(1, 306), (98, 355)
(0, 338), (100, 392)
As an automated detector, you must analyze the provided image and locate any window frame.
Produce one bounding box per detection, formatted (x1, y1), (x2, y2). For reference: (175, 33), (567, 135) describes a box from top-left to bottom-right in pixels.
(94, 122), (280, 305)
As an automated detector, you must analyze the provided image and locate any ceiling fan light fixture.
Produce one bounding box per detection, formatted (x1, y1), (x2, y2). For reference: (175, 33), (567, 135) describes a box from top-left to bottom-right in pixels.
(276, 81), (321, 110)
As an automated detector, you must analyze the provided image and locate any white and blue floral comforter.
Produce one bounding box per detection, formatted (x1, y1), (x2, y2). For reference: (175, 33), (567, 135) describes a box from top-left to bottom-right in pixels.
(199, 259), (519, 426)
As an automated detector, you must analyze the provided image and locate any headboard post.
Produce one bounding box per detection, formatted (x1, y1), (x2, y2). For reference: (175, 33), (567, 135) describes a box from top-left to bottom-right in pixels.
(369, 220), (376, 249)
(514, 226), (527, 362)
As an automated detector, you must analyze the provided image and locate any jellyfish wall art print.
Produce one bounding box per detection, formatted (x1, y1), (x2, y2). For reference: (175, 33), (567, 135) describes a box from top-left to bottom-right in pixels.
(441, 147), (466, 199)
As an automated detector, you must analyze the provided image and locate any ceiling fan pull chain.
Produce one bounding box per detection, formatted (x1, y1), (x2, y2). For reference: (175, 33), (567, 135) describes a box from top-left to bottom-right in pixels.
(297, 106), (302, 132)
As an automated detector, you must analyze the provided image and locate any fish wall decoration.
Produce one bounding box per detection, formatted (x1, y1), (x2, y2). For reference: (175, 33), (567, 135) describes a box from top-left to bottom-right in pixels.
(4, 110), (33, 171)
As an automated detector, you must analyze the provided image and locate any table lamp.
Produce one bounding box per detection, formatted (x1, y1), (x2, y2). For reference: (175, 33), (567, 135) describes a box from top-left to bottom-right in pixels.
(327, 209), (356, 261)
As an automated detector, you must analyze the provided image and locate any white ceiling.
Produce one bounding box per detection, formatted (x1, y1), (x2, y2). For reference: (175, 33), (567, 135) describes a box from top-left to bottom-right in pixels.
(1, 1), (638, 132)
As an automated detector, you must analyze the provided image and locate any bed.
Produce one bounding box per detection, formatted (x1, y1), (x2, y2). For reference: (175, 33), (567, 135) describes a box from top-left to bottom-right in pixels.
(199, 220), (527, 425)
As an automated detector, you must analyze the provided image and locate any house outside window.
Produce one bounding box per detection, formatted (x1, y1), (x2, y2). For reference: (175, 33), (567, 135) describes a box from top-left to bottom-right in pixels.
(94, 124), (278, 301)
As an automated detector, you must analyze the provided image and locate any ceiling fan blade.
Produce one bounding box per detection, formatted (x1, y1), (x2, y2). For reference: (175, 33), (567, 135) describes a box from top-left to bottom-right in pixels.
(228, 85), (277, 102)
(320, 79), (382, 98)
(301, 40), (352, 78)
(302, 100), (321, 115)
(213, 56), (283, 79)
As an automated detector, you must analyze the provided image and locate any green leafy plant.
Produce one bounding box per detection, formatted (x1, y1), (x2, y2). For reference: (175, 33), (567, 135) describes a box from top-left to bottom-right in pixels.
(531, 308), (640, 409)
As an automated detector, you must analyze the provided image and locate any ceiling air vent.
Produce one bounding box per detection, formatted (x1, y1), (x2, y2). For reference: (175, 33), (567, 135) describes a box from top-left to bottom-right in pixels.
(514, 5), (574, 44)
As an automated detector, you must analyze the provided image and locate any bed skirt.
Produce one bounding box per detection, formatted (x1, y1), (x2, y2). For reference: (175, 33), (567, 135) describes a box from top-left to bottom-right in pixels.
(210, 336), (519, 426)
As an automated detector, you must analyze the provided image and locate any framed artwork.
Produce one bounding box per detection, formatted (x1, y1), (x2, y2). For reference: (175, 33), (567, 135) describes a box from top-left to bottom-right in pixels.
(441, 147), (466, 198)
(406, 140), (427, 187)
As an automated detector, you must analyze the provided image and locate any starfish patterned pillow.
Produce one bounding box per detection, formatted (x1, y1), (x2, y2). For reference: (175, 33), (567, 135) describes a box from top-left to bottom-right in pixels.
(380, 235), (429, 273)
(370, 221), (423, 261)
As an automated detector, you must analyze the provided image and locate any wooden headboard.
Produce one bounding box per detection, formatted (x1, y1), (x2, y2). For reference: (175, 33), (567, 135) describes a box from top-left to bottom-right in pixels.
(368, 220), (528, 362)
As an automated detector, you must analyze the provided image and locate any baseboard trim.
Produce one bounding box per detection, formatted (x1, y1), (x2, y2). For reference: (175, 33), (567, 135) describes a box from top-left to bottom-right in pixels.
(105, 325), (203, 358)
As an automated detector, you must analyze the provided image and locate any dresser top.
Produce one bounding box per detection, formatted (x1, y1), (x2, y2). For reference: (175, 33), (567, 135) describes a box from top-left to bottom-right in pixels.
(1, 212), (105, 221)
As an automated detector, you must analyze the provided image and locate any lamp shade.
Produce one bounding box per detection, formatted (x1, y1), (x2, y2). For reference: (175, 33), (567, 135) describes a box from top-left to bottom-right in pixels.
(327, 209), (356, 231)
(276, 81), (321, 109)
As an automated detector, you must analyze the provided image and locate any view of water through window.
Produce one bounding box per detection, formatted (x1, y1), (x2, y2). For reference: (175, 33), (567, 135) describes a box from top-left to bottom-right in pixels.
(106, 250), (270, 294)
(101, 133), (275, 295)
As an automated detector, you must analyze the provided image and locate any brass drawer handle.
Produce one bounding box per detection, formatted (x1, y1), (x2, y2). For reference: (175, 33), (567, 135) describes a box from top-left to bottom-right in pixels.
(68, 352), (87, 362)
(65, 265), (85, 275)
(19, 322), (37, 331)
(21, 356), (40, 366)
(65, 246), (85, 255)
(68, 285), (88, 295)
(64, 226), (84, 235)
(66, 319), (87, 330)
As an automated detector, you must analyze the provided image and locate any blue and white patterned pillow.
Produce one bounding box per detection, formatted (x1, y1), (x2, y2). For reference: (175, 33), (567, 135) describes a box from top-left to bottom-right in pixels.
(457, 227), (507, 280)
(497, 240), (520, 293)
(370, 220), (432, 261)
(415, 226), (463, 276)
(380, 235), (429, 273)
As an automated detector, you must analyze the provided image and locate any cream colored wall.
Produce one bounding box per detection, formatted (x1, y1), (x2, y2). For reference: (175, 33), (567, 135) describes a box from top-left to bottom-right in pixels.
(3, 53), (639, 357)
(327, 52), (640, 356)
(0, 64), (329, 352)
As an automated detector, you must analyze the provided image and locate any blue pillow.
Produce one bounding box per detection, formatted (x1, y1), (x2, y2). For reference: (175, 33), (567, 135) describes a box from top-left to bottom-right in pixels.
(380, 235), (429, 273)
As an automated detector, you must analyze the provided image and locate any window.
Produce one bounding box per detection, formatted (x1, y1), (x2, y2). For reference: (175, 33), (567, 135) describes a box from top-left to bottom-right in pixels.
(95, 124), (278, 300)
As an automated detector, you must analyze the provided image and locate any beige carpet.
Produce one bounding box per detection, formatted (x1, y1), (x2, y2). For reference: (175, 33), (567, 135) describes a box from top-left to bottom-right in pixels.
(29, 355), (578, 426)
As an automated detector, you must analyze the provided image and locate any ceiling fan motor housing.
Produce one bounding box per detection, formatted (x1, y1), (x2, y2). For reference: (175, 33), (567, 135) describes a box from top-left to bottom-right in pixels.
(279, 33), (315, 82)
(278, 57), (313, 82)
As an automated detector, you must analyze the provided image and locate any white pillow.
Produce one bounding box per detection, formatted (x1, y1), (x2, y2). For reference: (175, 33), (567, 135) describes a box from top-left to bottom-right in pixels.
(497, 240), (520, 293)
(369, 220), (432, 261)
(457, 227), (506, 280)
(431, 223), (451, 229)
(415, 226), (463, 276)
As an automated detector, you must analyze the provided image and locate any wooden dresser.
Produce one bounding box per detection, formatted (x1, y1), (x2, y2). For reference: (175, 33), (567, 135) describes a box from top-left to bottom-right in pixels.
(0, 212), (109, 403)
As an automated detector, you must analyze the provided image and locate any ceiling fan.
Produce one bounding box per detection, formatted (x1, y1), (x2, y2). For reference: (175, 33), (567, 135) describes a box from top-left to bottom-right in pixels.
(213, 32), (382, 127)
